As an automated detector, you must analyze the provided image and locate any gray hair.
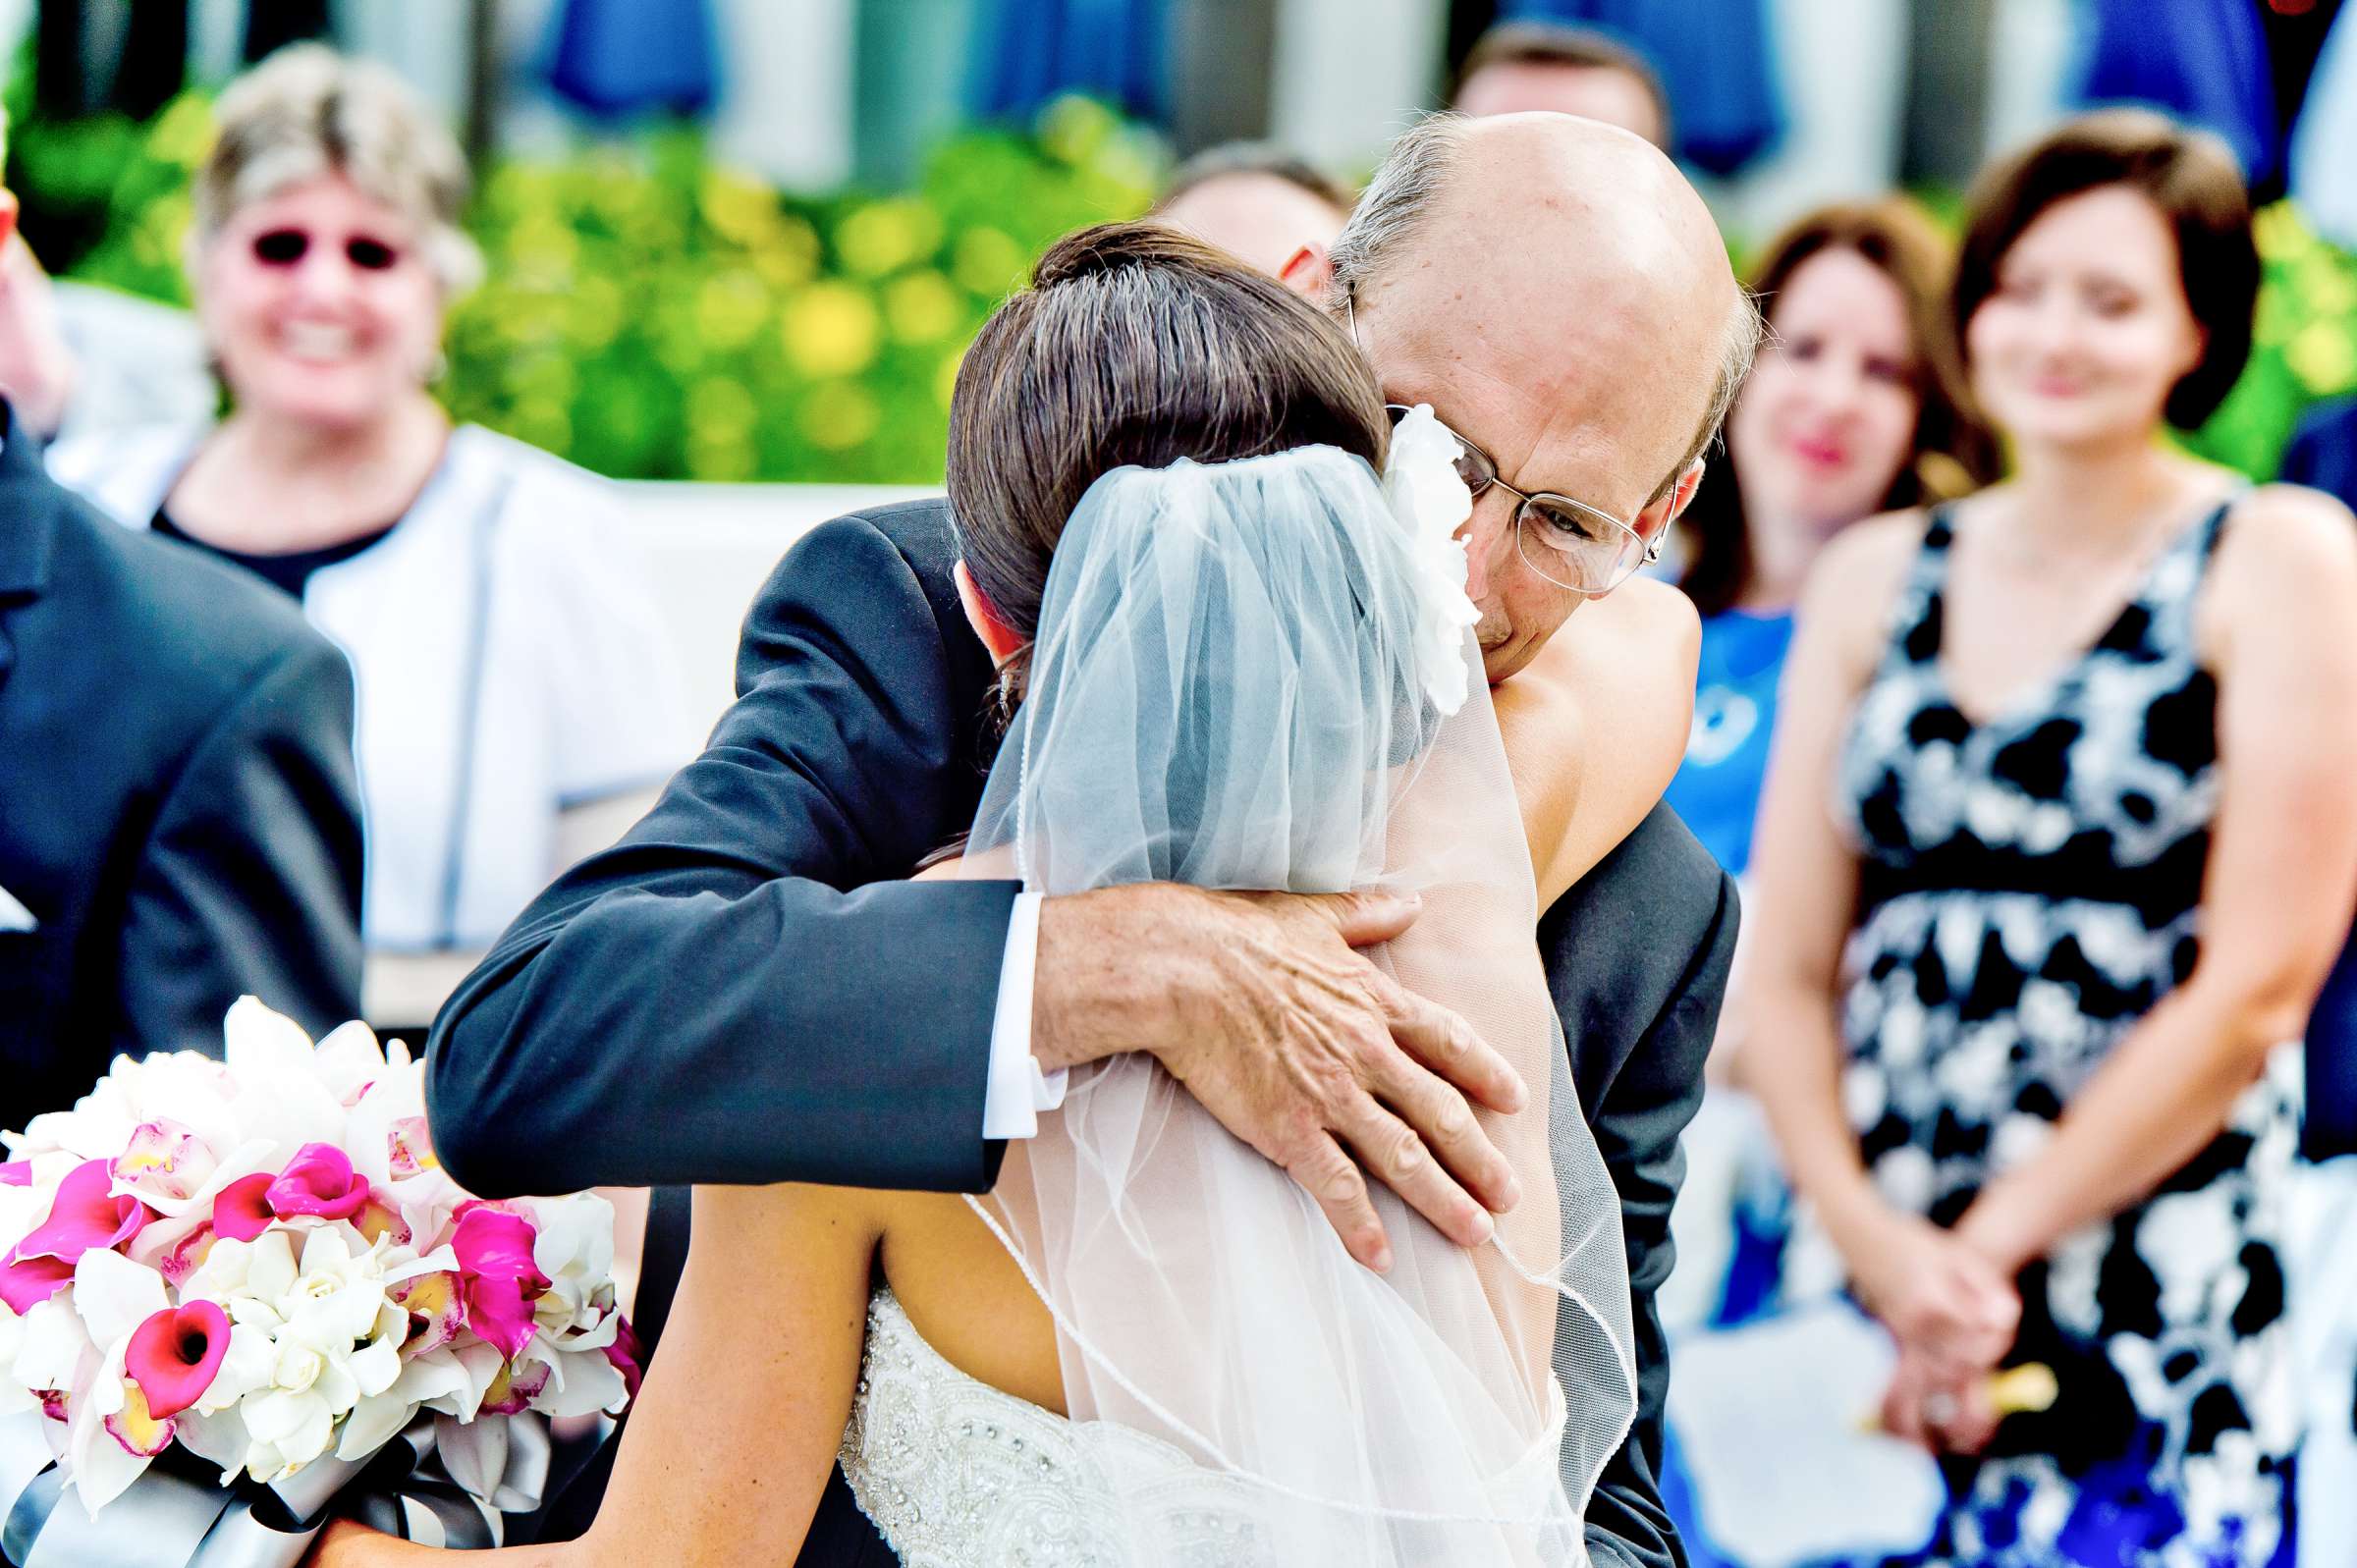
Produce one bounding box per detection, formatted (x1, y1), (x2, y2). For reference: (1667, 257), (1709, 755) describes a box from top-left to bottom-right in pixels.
(191, 44), (482, 297)
(1324, 114), (1469, 311)
(1330, 112), (1762, 503)
(1669, 289), (1765, 499)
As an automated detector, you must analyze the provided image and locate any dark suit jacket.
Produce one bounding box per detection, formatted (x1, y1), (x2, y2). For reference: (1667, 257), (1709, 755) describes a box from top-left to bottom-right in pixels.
(0, 408), (363, 1125)
(427, 499), (1732, 1568)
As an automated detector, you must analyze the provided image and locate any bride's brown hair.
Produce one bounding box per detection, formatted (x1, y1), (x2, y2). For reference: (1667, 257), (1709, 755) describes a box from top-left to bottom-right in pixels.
(947, 220), (1391, 697)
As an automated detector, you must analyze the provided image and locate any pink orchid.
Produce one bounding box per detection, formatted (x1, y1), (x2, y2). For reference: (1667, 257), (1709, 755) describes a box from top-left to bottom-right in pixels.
(386, 1117), (436, 1179)
(391, 1270), (466, 1356)
(210, 1173), (276, 1243)
(103, 1383), (176, 1458)
(124, 1301), (230, 1420)
(0, 1159), (153, 1312)
(1, 1160), (29, 1186)
(354, 1195), (412, 1248)
(476, 1355), (551, 1417)
(451, 1205), (547, 1361)
(604, 1316), (645, 1404)
(265, 1143), (371, 1223)
(157, 1222), (218, 1288)
(111, 1121), (215, 1203)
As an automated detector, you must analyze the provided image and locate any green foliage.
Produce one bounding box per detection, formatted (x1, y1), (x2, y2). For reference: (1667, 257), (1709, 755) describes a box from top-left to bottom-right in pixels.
(6, 93), (1158, 482)
(2180, 202), (2357, 478)
(14, 82), (2354, 485)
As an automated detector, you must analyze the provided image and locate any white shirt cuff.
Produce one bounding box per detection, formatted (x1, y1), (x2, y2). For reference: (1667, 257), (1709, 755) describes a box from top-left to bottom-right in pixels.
(981, 892), (1068, 1140)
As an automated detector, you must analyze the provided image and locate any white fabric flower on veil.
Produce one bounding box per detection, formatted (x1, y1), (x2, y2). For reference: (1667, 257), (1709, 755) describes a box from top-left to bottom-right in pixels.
(1381, 404), (1482, 717)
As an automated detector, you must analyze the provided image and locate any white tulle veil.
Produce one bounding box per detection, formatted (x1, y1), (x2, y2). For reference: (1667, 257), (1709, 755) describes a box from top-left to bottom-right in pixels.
(952, 418), (1637, 1565)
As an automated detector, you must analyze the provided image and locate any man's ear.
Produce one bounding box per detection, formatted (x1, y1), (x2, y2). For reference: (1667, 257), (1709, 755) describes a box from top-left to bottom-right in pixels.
(954, 560), (1027, 668)
(1278, 242), (1334, 303)
(1638, 459), (1710, 538)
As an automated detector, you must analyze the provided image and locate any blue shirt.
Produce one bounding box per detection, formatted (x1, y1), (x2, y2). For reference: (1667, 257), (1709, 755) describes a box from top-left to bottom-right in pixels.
(1663, 610), (1794, 878)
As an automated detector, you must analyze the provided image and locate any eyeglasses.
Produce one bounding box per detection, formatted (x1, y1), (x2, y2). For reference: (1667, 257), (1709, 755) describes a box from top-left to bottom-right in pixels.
(1348, 288), (1659, 598)
(250, 229), (404, 272)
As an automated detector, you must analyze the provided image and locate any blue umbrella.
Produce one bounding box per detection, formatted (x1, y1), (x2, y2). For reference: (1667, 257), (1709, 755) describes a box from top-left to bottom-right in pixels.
(1501, 0), (1786, 176)
(542, 0), (722, 121)
(966, 0), (1169, 123)
(2075, 0), (2279, 189)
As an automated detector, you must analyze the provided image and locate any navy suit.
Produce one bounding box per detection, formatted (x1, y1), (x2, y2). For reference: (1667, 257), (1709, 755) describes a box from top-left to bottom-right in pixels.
(0, 409), (363, 1125)
(428, 498), (1734, 1568)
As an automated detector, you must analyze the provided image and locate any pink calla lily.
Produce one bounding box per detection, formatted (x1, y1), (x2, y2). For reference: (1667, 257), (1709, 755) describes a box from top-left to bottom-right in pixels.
(0, 1254), (75, 1315)
(211, 1173), (276, 1243)
(124, 1301), (230, 1419)
(451, 1205), (547, 1361)
(0, 1159), (153, 1312)
(265, 1143), (371, 1222)
(604, 1316), (644, 1404)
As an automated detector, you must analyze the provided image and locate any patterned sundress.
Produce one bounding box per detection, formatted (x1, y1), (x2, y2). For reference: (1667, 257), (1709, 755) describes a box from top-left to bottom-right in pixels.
(1833, 501), (2302, 1568)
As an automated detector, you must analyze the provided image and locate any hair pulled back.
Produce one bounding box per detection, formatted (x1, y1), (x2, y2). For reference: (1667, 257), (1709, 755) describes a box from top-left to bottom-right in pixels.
(947, 221), (1390, 669)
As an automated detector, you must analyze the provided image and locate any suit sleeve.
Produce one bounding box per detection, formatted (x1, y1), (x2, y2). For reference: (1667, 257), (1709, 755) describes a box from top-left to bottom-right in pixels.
(118, 633), (366, 1058)
(424, 515), (1016, 1199)
(1582, 866), (1739, 1568)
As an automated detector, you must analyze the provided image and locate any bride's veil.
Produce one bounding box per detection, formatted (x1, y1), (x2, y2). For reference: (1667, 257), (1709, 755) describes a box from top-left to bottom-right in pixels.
(954, 437), (1637, 1565)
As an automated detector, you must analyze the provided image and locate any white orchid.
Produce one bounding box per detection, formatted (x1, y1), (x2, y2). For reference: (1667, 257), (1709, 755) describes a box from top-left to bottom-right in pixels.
(529, 1193), (621, 1342)
(1381, 404), (1482, 718)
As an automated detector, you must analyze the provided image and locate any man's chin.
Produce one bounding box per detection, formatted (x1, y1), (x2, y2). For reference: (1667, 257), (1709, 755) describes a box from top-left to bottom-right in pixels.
(1480, 640), (1536, 685)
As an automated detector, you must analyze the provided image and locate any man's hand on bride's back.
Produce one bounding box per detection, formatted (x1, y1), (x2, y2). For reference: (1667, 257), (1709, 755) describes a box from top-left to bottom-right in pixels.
(1032, 885), (1526, 1271)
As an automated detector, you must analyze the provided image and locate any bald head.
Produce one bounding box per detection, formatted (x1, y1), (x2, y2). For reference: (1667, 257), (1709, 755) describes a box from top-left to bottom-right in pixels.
(1308, 113), (1756, 678)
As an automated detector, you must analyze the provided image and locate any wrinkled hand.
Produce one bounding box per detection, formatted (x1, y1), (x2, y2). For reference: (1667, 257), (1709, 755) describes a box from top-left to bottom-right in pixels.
(1880, 1338), (2000, 1456)
(1840, 1203), (2020, 1384)
(1033, 883), (1527, 1271)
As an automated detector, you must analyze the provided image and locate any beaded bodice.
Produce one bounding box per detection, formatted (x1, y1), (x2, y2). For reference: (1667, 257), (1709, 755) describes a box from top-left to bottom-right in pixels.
(838, 1289), (1269, 1566)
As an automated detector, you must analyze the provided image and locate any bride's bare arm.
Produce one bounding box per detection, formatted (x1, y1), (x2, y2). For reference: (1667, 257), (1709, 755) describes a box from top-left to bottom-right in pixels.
(1492, 575), (1699, 909)
(308, 1184), (883, 1568)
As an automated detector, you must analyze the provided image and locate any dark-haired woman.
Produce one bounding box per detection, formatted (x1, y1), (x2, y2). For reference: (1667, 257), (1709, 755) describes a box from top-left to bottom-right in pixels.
(1666, 198), (1993, 884)
(315, 225), (1697, 1566)
(1745, 110), (2357, 1564)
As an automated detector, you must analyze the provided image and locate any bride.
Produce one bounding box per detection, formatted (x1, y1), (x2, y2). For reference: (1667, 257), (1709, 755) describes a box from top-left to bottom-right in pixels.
(315, 221), (1692, 1566)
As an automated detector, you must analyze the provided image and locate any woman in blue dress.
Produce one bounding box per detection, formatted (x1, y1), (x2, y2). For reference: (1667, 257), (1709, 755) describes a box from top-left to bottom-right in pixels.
(1744, 110), (2357, 1566)
(1668, 197), (1994, 884)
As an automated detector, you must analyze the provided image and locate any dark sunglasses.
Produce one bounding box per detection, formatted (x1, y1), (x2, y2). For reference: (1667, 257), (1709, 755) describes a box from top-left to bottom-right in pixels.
(251, 229), (404, 272)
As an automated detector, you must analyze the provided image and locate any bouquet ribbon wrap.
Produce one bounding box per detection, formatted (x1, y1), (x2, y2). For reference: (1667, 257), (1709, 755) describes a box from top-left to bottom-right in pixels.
(0, 1408), (554, 1567)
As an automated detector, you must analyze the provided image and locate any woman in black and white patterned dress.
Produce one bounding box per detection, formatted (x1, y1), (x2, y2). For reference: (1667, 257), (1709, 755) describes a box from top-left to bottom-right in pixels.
(1743, 111), (2357, 1566)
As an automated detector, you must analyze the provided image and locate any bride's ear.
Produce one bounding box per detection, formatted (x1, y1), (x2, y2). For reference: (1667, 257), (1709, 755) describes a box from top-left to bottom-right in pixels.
(954, 560), (1027, 669)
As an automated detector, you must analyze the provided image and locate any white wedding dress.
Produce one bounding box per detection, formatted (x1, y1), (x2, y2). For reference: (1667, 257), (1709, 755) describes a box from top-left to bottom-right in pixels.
(840, 1289), (1573, 1567)
(840, 1290), (1272, 1565)
(830, 435), (1633, 1567)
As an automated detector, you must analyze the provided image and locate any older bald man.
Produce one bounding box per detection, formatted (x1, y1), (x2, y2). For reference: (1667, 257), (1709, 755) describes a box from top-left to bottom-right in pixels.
(431, 112), (1752, 1568)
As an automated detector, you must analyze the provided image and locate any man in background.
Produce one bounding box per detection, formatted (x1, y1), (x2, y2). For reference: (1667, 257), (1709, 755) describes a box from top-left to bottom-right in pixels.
(1452, 20), (1672, 149)
(1153, 141), (1354, 276)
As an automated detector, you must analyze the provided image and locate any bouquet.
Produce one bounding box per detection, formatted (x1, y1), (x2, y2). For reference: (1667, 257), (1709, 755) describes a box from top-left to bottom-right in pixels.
(0, 999), (639, 1529)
